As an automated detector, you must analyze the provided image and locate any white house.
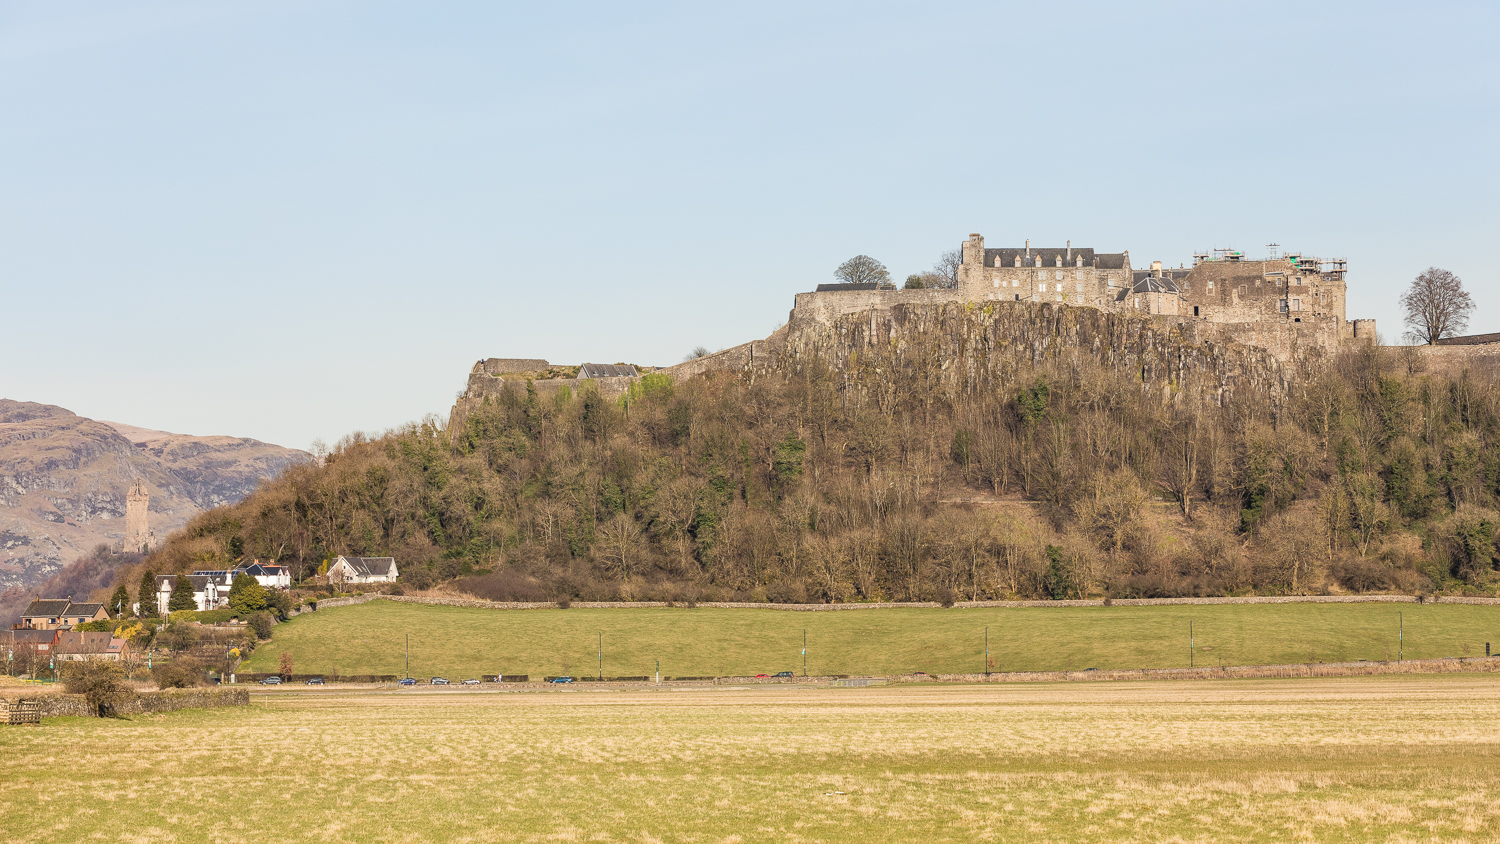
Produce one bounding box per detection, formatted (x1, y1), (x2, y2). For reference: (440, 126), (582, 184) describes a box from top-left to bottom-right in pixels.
(240, 562), (292, 589)
(156, 574), (220, 614)
(326, 556), (399, 584)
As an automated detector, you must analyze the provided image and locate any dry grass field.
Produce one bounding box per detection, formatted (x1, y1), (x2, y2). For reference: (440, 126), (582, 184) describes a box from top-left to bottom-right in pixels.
(4, 676), (1500, 842)
(241, 599), (1500, 679)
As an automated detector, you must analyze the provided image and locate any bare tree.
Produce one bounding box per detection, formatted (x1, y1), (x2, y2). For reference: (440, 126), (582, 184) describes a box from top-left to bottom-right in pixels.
(834, 255), (892, 289)
(933, 248), (962, 289)
(1400, 267), (1473, 344)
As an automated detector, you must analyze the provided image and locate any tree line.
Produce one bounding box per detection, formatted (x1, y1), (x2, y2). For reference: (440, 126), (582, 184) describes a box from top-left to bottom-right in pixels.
(107, 340), (1500, 606)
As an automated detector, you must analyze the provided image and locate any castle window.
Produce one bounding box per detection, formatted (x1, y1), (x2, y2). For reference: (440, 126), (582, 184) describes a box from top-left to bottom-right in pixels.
(1055, 270), (1062, 280)
(1035, 256), (1042, 267)
(993, 279), (999, 287)
(1076, 256), (1083, 267)
(1208, 281), (1215, 291)
(994, 256), (1002, 267)
(1055, 256), (1062, 267)
(1193, 306), (1200, 316)
(1076, 282), (1083, 292)
(1014, 256), (1021, 267)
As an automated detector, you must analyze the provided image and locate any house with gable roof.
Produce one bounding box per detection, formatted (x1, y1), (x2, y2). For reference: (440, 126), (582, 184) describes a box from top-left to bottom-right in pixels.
(156, 575), (221, 615)
(18, 599), (110, 631)
(326, 556), (399, 585)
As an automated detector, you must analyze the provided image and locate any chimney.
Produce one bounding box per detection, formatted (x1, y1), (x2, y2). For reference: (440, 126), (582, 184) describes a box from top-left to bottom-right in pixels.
(1025, 239), (1030, 258)
(1151, 260), (1162, 277)
(1066, 240), (1071, 262)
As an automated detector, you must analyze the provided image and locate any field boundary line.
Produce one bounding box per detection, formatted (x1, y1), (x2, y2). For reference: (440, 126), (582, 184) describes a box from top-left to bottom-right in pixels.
(307, 593), (1500, 612)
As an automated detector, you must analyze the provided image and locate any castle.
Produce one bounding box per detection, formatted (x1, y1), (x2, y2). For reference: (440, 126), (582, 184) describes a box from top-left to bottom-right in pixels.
(450, 232), (1388, 433)
(799, 233), (1377, 362)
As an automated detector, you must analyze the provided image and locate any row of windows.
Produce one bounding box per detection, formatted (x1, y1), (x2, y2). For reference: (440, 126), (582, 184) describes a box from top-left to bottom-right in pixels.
(991, 278), (1087, 291)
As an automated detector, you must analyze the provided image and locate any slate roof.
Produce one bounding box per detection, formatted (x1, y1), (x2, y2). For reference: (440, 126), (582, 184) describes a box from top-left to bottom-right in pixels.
(8, 629), (57, 645)
(981, 248), (1129, 270)
(158, 575), (212, 591)
(53, 632), (117, 654)
(22, 599), (71, 618)
(1131, 276), (1183, 294)
(340, 556), (397, 578)
(67, 602), (105, 618)
(815, 282), (880, 292)
(578, 363), (638, 379)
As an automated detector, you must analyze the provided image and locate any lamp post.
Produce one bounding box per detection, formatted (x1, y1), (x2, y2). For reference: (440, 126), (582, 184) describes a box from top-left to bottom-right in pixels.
(405, 633), (410, 680)
(984, 626), (989, 676)
(802, 629), (807, 677)
(1189, 619), (1195, 668)
(655, 658), (660, 684)
(598, 633), (602, 680)
(1398, 611), (1403, 661)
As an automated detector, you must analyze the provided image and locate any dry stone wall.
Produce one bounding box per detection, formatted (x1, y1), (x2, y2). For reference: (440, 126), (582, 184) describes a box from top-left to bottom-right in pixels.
(1, 687), (248, 719)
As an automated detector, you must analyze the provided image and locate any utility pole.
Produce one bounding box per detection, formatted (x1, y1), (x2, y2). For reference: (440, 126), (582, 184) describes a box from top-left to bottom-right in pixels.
(405, 633), (410, 680)
(802, 629), (807, 677)
(1190, 619), (1195, 668)
(1398, 611), (1403, 661)
(984, 626), (989, 675)
(655, 658), (660, 684)
(598, 633), (602, 680)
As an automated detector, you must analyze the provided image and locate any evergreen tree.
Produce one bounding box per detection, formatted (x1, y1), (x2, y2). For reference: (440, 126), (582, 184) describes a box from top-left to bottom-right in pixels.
(108, 584), (130, 618)
(228, 573), (268, 615)
(136, 570), (159, 618)
(167, 575), (197, 613)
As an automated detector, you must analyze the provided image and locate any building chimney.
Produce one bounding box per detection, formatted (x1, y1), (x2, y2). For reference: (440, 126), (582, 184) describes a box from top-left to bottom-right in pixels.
(1066, 240), (1071, 262)
(1151, 260), (1162, 277)
(1025, 239), (1030, 258)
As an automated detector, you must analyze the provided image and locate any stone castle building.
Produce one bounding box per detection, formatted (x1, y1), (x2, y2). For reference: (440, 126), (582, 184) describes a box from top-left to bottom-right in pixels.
(799, 233), (1378, 363)
(124, 478), (154, 554)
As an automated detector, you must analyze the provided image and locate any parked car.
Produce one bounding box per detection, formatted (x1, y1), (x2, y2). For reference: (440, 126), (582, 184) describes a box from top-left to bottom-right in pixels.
(461, 678), (481, 685)
(774, 671), (794, 678)
(548, 676), (574, 684)
(259, 676), (282, 685)
(397, 677), (417, 686)
(755, 673), (770, 678)
(305, 677), (325, 685)
(431, 677), (450, 685)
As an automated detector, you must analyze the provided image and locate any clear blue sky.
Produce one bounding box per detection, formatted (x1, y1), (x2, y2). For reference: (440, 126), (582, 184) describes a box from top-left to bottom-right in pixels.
(2, 1), (1495, 450)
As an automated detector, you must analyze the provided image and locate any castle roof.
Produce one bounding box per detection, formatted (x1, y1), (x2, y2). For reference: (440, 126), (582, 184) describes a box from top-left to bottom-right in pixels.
(984, 248), (1129, 270)
(578, 363), (638, 379)
(1435, 332), (1500, 346)
(1131, 277), (1183, 294)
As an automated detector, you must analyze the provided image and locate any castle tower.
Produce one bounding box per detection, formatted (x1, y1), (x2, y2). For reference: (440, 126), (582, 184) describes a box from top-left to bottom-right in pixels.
(125, 479), (152, 553)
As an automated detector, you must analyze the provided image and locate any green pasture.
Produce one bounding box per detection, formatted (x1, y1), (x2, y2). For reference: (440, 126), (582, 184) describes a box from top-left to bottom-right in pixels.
(239, 599), (1500, 678)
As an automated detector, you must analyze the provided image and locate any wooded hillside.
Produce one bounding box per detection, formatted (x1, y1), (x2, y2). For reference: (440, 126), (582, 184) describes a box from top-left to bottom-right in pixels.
(121, 343), (1500, 605)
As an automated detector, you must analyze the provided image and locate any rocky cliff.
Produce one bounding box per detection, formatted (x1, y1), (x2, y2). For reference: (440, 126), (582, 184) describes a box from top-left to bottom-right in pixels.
(0, 400), (311, 595)
(662, 300), (1308, 411)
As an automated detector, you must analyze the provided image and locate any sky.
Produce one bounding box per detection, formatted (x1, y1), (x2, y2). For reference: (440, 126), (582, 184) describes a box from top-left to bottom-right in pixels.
(2, 1), (1496, 451)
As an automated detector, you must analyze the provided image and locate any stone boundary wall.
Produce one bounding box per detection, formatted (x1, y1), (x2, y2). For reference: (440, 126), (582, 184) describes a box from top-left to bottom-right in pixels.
(1, 687), (249, 719)
(923, 656), (1500, 685)
(312, 593), (1500, 612)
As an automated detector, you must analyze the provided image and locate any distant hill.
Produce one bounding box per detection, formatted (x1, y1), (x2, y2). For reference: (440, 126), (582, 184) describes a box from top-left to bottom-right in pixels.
(0, 399), (311, 621)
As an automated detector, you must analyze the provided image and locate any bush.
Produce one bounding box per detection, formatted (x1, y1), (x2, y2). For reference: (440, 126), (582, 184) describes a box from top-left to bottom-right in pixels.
(62, 660), (135, 715)
(248, 611), (275, 641)
(158, 622), (199, 651)
(153, 659), (208, 689)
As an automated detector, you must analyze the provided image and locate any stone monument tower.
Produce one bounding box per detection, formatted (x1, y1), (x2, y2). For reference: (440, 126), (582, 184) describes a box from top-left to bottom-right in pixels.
(125, 478), (153, 553)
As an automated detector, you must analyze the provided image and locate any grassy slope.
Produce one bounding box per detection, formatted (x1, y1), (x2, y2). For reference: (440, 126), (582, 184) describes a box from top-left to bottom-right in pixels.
(240, 599), (1500, 678)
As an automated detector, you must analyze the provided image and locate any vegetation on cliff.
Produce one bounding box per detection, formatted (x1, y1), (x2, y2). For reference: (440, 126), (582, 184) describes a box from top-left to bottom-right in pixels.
(117, 334), (1500, 604)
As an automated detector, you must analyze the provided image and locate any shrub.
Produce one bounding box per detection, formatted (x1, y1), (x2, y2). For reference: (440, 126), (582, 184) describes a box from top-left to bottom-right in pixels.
(158, 622), (199, 651)
(61, 660), (135, 716)
(153, 659), (207, 689)
(248, 611), (275, 641)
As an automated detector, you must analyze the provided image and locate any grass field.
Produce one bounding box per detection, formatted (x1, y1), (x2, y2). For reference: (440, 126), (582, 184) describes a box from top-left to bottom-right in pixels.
(3, 677), (1500, 842)
(240, 599), (1500, 678)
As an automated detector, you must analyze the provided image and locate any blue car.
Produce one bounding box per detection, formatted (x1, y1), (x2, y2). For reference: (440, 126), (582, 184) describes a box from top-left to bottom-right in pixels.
(397, 677), (416, 686)
(547, 676), (574, 684)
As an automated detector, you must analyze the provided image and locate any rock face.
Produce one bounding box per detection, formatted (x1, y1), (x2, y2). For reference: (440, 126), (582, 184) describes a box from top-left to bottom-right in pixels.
(661, 301), (1311, 411)
(0, 400), (311, 593)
